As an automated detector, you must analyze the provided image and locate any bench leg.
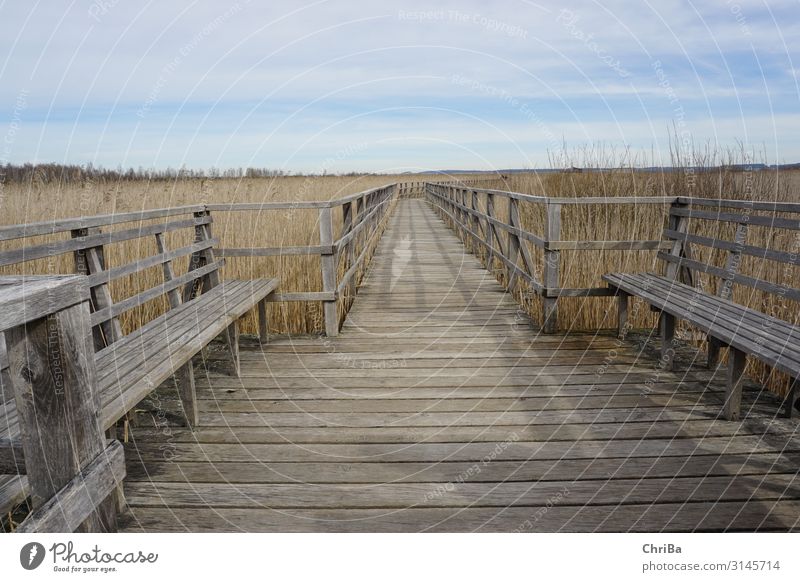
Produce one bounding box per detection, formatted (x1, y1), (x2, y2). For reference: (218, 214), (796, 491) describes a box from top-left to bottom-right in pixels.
(222, 321), (241, 377)
(105, 428), (128, 514)
(659, 312), (676, 371)
(724, 347), (746, 421)
(617, 291), (629, 339)
(707, 337), (722, 369)
(783, 378), (799, 419)
(175, 362), (199, 428)
(258, 298), (269, 344)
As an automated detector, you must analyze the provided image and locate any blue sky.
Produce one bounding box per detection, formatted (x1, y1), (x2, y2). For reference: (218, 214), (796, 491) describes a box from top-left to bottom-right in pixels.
(1, 0), (798, 172)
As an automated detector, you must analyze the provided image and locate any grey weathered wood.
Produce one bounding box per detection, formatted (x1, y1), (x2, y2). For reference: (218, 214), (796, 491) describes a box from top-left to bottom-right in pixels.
(217, 245), (333, 257)
(84, 239), (217, 288)
(222, 322), (241, 377)
(71, 228), (123, 349)
(708, 221), (749, 368)
(319, 207), (339, 336)
(663, 229), (799, 267)
(341, 201), (355, 299)
(266, 291), (335, 302)
(543, 202), (561, 333)
(724, 347), (747, 421)
(258, 298), (269, 343)
(90, 259), (224, 326)
(665, 201), (690, 281)
(605, 273), (800, 370)
(548, 240), (672, 251)
(617, 290), (629, 338)
(0, 276), (88, 331)
(551, 196), (676, 205)
(671, 206), (800, 231)
(5, 293), (117, 532)
(16, 441), (125, 533)
(509, 197), (537, 285)
(0, 205), (207, 242)
(784, 378), (799, 418)
(660, 311), (676, 371)
(182, 210), (217, 302)
(0, 216), (211, 269)
(677, 196), (800, 213)
(658, 252), (800, 303)
(155, 232), (198, 428)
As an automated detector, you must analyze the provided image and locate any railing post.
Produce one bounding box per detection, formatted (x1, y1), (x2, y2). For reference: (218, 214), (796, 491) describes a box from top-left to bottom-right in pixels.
(665, 200), (692, 284)
(543, 202), (561, 333)
(319, 206), (338, 336)
(71, 227), (122, 350)
(3, 276), (121, 532)
(341, 201), (355, 301)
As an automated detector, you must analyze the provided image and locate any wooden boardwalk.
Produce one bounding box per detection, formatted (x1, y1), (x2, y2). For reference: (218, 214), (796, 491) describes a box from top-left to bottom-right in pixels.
(119, 199), (800, 532)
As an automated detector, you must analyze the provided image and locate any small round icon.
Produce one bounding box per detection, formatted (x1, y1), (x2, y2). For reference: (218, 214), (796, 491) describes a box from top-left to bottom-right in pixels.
(20, 542), (46, 570)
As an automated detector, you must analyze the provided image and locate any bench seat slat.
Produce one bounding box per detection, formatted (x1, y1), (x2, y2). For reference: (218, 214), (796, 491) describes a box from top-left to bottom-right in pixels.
(640, 277), (800, 349)
(603, 273), (800, 379)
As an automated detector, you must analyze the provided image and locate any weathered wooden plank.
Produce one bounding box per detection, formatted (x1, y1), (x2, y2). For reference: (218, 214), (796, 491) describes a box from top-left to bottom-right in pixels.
(678, 196), (800, 213)
(17, 441), (125, 533)
(0, 275), (88, 330)
(657, 252), (800, 303)
(119, 499), (800, 532)
(90, 259), (225, 326)
(217, 245), (332, 257)
(127, 418), (795, 445)
(123, 473), (800, 509)
(0, 205), (207, 242)
(671, 205), (800, 229)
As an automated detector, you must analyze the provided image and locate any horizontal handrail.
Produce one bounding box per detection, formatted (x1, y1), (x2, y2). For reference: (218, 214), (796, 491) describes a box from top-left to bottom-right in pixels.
(0, 205), (206, 242)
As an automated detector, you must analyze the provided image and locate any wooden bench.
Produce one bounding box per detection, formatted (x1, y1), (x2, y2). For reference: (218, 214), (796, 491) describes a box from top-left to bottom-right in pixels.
(0, 206), (278, 521)
(603, 198), (800, 421)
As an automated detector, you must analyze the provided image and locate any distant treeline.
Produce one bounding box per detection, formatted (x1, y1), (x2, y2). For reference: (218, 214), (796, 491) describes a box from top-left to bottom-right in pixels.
(0, 163), (351, 185)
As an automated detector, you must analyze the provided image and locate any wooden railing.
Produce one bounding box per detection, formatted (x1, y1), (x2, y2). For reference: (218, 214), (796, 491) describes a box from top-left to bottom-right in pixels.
(209, 183), (397, 336)
(426, 182), (674, 332)
(426, 182), (800, 337)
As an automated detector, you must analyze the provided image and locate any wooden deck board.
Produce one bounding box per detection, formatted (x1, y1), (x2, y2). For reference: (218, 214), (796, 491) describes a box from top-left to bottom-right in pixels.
(118, 198), (800, 532)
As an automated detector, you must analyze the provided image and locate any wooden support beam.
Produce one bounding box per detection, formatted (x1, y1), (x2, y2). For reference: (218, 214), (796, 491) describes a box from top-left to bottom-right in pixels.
(258, 298), (269, 344)
(783, 378), (798, 419)
(71, 228), (122, 350)
(543, 203), (561, 334)
(659, 311), (676, 371)
(319, 207), (339, 336)
(617, 290), (629, 339)
(156, 232), (198, 429)
(724, 347), (747, 421)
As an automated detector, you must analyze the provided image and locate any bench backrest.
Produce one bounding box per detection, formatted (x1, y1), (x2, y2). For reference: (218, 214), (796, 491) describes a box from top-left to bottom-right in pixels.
(658, 197), (800, 320)
(0, 205), (224, 353)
